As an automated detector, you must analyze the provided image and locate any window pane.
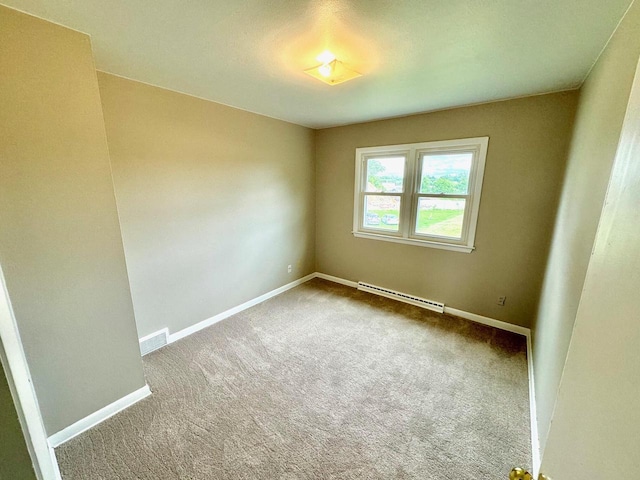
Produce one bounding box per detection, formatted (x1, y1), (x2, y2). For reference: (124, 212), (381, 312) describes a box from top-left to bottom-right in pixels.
(364, 195), (401, 232)
(419, 152), (472, 194)
(416, 197), (466, 238)
(365, 156), (405, 193)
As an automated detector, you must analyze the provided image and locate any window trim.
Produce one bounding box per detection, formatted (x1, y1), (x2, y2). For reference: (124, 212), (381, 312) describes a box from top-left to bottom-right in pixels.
(352, 137), (489, 253)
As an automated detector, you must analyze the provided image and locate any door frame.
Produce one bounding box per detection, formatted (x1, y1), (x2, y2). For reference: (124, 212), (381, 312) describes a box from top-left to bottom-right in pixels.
(0, 264), (61, 480)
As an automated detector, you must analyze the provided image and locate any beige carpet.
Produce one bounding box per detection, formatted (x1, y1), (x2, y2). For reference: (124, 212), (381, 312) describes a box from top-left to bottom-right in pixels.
(56, 278), (531, 479)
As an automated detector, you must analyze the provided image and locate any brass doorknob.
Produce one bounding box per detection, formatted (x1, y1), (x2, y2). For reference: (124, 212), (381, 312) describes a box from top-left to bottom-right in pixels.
(510, 468), (550, 480)
(510, 468), (533, 480)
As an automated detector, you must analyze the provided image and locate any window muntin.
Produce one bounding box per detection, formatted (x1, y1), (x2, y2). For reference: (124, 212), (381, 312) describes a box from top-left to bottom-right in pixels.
(353, 138), (488, 253)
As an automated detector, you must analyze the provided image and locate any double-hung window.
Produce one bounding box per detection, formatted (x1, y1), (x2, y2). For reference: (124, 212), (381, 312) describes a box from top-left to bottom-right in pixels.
(353, 137), (489, 253)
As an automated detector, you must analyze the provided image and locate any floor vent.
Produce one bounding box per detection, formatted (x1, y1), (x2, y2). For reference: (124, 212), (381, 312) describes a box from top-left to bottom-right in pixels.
(139, 329), (169, 356)
(357, 282), (445, 313)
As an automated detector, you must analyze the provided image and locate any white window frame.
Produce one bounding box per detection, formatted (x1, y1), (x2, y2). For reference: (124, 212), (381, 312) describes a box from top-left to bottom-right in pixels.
(352, 137), (489, 253)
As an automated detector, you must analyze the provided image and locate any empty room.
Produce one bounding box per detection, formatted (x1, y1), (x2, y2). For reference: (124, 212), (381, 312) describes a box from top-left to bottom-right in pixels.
(1, 1), (639, 479)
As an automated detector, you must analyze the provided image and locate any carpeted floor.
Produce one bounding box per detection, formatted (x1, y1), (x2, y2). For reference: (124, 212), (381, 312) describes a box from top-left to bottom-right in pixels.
(56, 278), (531, 479)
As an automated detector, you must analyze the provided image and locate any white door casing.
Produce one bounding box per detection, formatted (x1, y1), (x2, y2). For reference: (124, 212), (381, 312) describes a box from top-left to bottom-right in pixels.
(0, 265), (61, 480)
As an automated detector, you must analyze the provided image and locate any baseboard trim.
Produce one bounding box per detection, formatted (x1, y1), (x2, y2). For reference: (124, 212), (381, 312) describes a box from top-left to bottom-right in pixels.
(442, 306), (530, 336)
(47, 385), (151, 448)
(167, 273), (317, 344)
(315, 272), (358, 288)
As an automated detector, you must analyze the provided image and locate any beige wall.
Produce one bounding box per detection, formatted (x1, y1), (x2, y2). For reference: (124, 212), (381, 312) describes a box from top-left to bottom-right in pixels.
(97, 73), (316, 338)
(540, 51), (640, 480)
(0, 6), (146, 434)
(315, 92), (578, 328)
(1, 0), (633, 459)
(533, 0), (640, 455)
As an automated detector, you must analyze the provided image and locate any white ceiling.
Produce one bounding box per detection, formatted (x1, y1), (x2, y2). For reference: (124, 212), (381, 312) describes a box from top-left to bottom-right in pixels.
(4, 0), (633, 128)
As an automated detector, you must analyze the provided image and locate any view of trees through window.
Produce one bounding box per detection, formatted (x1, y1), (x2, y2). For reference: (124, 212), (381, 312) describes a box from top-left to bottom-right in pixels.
(364, 153), (472, 238)
(363, 156), (403, 231)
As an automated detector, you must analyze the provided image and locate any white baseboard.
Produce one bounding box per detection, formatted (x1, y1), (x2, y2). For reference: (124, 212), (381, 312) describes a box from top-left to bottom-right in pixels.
(47, 385), (151, 448)
(442, 306), (530, 336)
(168, 273), (317, 344)
(315, 272), (358, 288)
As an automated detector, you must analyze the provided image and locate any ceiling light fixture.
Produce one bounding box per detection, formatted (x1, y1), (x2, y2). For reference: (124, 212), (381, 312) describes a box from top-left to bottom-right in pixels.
(304, 50), (361, 86)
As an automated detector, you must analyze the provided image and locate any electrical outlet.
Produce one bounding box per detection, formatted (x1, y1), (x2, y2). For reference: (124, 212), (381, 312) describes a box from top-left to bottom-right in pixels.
(498, 296), (506, 306)
(287, 264), (292, 273)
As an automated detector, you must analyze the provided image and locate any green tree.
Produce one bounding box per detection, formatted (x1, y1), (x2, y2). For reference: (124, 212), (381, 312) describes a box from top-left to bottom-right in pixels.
(422, 173), (468, 194)
(434, 177), (456, 193)
(367, 159), (384, 189)
(421, 175), (434, 192)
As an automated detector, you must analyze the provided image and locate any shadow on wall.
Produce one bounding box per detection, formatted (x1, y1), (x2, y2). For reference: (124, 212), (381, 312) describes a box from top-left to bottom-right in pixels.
(0, 357), (35, 479)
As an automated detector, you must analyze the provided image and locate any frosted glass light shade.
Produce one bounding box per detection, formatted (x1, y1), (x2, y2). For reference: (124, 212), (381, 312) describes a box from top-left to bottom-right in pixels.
(304, 59), (362, 86)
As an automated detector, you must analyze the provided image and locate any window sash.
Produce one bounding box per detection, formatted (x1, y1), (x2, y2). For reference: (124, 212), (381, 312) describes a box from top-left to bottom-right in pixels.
(410, 194), (471, 244)
(359, 152), (409, 236)
(358, 193), (405, 237)
(407, 145), (479, 244)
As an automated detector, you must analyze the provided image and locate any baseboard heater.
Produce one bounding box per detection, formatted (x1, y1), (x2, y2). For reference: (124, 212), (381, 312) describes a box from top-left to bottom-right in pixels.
(357, 282), (445, 313)
(139, 328), (169, 356)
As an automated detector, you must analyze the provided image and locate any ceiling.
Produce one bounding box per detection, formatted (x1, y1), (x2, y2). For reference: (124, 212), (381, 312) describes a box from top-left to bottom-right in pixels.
(4, 0), (633, 128)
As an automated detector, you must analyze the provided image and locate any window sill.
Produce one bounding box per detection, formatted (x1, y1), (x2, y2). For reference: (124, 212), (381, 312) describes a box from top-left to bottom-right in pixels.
(352, 231), (474, 253)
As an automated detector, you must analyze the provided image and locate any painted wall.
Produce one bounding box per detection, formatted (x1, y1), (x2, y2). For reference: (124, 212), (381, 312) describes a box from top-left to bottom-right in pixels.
(0, 6), (146, 435)
(0, 357), (35, 480)
(533, 1), (640, 455)
(96, 73), (316, 339)
(315, 92), (578, 328)
(540, 51), (640, 480)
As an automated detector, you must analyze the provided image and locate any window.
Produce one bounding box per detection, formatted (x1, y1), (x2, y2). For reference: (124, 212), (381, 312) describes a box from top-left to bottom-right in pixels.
(353, 137), (488, 253)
